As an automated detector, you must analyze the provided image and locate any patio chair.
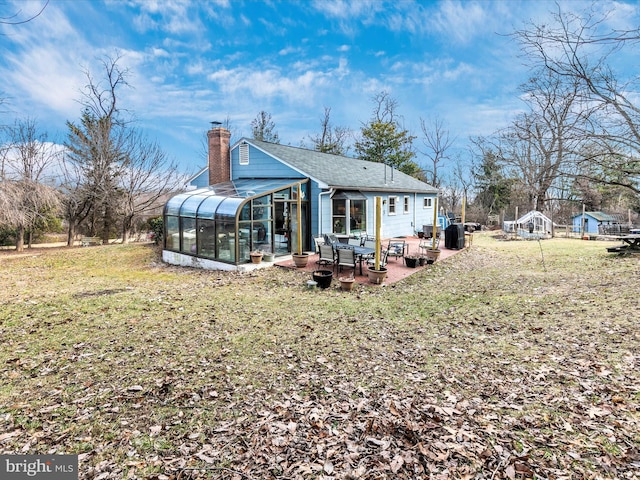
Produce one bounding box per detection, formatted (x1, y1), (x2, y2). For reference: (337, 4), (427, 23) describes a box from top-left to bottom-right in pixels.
(348, 238), (361, 247)
(387, 239), (406, 262)
(316, 243), (335, 267)
(366, 248), (389, 269)
(363, 239), (376, 250)
(314, 235), (325, 254)
(335, 246), (356, 274)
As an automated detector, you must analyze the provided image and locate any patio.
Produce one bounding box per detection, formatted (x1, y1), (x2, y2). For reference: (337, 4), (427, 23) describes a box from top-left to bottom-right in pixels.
(274, 235), (465, 286)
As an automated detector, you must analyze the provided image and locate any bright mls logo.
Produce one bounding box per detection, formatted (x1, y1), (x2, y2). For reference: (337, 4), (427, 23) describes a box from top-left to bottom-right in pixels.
(1, 455), (78, 479)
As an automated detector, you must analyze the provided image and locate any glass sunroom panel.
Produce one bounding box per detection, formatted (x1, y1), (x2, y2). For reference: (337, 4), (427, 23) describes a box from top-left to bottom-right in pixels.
(196, 195), (225, 220)
(197, 220), (216, 258)
(216, 197), (245, 221)
(165, 216), (179, 251)
(165, 194), (191, 215)
(181, 218), (196, 254)
(180, 195), (205, 218)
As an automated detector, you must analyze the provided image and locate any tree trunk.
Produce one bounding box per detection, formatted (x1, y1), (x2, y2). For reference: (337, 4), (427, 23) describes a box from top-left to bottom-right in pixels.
(67, 222), (76, 247)
(121, 215), (133, 244)
(16, 224), (25, 252)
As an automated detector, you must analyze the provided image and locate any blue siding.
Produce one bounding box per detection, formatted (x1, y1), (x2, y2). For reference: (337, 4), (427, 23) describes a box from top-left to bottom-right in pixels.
(231, 144), (305, 180)
(316, 191), (437, 239)
(189, 170), (209, 188)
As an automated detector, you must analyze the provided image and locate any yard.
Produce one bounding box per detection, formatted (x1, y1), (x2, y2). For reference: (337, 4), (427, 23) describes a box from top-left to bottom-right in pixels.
(0, 233), (638, 479)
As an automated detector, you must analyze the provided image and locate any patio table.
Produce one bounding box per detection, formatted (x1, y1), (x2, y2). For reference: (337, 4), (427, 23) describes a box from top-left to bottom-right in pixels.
(607, 234), (640, 253)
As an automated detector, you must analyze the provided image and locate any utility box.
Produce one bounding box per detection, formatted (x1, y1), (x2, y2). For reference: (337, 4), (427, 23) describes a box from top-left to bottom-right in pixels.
(445, 223), (465, 249)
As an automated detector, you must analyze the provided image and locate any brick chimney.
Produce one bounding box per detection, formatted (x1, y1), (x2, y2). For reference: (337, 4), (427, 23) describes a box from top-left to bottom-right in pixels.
(207, 125), (231, 185)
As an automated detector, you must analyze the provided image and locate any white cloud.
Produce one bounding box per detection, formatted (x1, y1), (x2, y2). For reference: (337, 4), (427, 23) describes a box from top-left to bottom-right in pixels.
(431, 0), (490, 44)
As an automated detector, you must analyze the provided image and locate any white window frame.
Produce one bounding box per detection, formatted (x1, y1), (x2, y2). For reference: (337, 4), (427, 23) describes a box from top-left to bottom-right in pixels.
(388, 196), (397, 216)
(403, 196), (410, 214)
(239, 143), (249, 165)
(423, 197), (432, 208)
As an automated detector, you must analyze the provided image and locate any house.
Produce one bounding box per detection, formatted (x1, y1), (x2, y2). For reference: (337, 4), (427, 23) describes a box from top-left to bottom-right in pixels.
(503, 210), (553, 238)
(163, 125), (438, 270)
(571, 211), (625, 235)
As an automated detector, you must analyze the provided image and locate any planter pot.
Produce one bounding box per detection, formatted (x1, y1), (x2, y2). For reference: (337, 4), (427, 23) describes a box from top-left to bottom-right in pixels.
(424, 249), (441, 262)
(262, 253), (275, 262)
(250, 252), (263, 264)
(417, 232), (425, 239)
(312, 269), (333, 289)
(404, 256), (419, 268)
(418, 256), (427, 266)
(367, 267), (387, 285)
(339, 276), (355, 291)
(292, 253), (309, 268)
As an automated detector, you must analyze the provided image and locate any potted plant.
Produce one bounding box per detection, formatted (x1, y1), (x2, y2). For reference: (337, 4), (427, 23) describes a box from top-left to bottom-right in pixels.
(262, 251), (275, 262)
(404, 255), (419, 268)
(424, 248), (441, 263)
(339, 274), (356, 291)
(249, 251), (263, 263)
(292, 252), (309, 268)
(312, 269), (333, 289)
(418, 255), (427, 266)
(367, 266), (387, 284)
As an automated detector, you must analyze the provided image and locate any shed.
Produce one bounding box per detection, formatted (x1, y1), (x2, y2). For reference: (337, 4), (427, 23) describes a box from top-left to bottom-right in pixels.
(571, 211), (625, 235)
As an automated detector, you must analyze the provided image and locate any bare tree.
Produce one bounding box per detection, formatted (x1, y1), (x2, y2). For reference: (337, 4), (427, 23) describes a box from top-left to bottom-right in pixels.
(251, 111), (279, 143)
(512, 3), (640, 195)
(65, 55), (131, 244)
(308, 107), (351, 155)
(0, 1), (49, 26)
(117, 129), (182, 243)
(0, 119), (60, 251)
(420, 116), (455, 188)
(371, 91), (399, 124)
(482, 69), (583, 213)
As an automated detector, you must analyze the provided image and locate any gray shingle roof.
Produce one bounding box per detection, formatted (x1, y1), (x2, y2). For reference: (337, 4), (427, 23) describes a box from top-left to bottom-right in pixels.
(246, 138), (438, 194)
(573, 211), (619, 222)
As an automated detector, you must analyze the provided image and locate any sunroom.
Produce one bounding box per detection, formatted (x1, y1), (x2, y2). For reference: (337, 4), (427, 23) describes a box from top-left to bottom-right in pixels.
(163, 179), (309, 270)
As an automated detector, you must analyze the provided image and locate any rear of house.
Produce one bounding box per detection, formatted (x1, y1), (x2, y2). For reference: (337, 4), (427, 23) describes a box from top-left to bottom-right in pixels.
(163, 125), (438, 270)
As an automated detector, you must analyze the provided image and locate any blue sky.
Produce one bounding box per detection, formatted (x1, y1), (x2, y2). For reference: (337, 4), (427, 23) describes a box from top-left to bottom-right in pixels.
(2, 0), (639, 178)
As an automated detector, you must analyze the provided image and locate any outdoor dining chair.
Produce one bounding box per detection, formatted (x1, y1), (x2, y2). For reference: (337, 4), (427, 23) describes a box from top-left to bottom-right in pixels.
(335, 246), (357, 274)
(366, 248), (388, 269)
(317, 243), (335, 267)
(314, 235), (325, 254)
(387, 239), (406, 262)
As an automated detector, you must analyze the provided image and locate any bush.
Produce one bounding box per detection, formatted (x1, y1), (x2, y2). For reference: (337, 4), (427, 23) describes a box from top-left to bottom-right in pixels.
(147, 216), (163, 245)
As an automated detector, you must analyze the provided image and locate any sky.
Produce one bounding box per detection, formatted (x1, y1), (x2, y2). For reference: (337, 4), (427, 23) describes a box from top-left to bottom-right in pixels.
(2, 0), (639, 179)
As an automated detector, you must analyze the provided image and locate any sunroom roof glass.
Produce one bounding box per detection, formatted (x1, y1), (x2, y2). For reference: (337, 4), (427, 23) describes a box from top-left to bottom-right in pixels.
(165, 193), (193, 215)
(196, 195), (225, 220)
(180, 194), (207, 217)
(165, 180), (302, 220)
(215, 197), (245, 221)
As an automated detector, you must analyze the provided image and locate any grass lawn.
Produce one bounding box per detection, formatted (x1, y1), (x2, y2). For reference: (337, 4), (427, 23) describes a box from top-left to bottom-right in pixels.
(0, 233), (638, 479)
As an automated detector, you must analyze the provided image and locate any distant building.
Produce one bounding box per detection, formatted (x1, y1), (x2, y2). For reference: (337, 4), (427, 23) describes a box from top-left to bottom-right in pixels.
(571, 211), (625, 235)
(503, 210), (554, 238)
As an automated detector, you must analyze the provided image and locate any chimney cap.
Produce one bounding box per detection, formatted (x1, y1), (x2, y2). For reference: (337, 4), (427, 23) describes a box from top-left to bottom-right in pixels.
(210, 121), (222, 128)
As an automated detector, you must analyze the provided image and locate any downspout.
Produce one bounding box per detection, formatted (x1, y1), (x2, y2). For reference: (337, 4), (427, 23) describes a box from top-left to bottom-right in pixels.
(318, 188), (333, 235)
(413, 192), (418, 234)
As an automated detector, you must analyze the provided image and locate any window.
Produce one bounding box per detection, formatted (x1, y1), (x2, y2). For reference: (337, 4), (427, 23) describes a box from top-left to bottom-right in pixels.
(423, 197), (432, 208)
(332, 199), (346, 233)
(403, 196), (410, 214)
(388, 196), (397, 215)
(350, 199), (366, 233)
(239, 143), (249, 165)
